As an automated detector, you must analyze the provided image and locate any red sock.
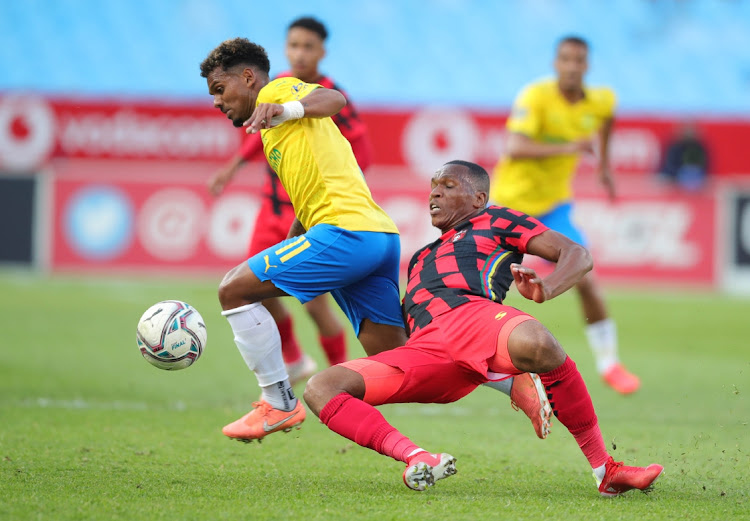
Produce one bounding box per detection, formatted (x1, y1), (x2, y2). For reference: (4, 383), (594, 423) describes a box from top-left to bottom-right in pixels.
(320, 331), (347, 366)
(320, 393), (419, 463)
(539, 356), (610, 468)
(277, 315), (302, 365)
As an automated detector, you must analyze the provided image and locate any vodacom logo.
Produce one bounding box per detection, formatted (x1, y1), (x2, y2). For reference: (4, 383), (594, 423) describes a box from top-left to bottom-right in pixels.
(403, 108), (480, 178)
(0, 94), (55, 172)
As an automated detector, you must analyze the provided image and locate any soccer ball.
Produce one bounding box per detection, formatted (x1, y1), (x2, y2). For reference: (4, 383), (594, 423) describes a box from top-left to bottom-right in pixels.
(136, 300), (207, 370)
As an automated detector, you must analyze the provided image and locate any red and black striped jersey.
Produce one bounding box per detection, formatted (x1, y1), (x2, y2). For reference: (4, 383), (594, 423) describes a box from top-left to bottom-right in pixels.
(403, 206), (548, 335)
(238, 72), (372, 213)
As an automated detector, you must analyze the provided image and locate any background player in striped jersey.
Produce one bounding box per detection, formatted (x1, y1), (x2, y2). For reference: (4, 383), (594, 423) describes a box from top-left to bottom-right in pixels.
(206, 17), (373, 385)
(490, 36), (639, 394)
(303, 160), (663, 495)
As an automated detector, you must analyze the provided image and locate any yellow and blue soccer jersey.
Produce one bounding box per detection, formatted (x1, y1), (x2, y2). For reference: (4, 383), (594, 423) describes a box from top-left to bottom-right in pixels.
(490, 78), (616, 216)
(257, 77), (398, 234)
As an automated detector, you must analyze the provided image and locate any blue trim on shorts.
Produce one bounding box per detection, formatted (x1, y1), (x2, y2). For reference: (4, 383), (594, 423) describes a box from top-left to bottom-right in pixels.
(536, 202), (588, 247)
(247, 224), (403, 336)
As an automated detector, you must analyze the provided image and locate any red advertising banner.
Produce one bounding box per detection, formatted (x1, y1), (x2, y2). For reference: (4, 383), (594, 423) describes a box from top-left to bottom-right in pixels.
(1, 93), (725, 286)
(571, 190), (716, 286)
(2, 95), (749, 177)
(362, 109), (750, 178)
(50, 160), (716, 287)
(51, 162), (261, 272)
(0, 95), (243, 172)
(49, 161), (440, 274)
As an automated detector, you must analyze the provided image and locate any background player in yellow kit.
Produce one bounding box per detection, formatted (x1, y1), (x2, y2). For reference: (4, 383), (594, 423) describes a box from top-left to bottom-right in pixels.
(200, 38), (405, 442)
(490, 36), (640, 394)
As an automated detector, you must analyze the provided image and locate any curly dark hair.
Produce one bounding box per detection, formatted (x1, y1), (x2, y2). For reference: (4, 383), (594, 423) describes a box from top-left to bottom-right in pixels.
(199, 37), (270, 78)
(288, 16), (328, 41)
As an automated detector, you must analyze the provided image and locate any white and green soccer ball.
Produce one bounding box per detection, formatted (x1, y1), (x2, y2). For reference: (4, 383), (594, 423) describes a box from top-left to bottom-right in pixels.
(136, 300), (206, 370)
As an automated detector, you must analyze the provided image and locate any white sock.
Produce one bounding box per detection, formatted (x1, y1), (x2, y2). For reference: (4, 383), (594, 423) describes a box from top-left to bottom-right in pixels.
(593, 463), (607, 485)
(482, 377), (513, 397)
(260, 381), (297, 411)
(584, 318), (619, 374)
(223, 303), (296, 411)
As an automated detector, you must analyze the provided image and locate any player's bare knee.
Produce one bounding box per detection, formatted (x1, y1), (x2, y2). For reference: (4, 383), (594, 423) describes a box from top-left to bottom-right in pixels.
(508, 321), (565, 373)
(218, 268), (245, 309)
(217, 271), (237, 308)
(302, 374), (324, 416)
(534, 330), (566, 372)
(304, 367), (364, 416)
(304, 370), (340, 416)
(218, 264), (264, 309)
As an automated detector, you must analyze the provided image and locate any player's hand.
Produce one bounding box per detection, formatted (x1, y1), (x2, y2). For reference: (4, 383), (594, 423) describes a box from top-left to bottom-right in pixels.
(599, 166), (617, 201)
(244, 103), (284, 134)
(207, 157), (243, 196)
(206, 164), (237, 197)
(511, 263), (548, 303)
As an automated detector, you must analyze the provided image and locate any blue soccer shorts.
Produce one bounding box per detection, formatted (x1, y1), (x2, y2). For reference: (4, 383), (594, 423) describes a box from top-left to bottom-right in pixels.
(248, 224), (403, 336)
(536, 202), (588, 247)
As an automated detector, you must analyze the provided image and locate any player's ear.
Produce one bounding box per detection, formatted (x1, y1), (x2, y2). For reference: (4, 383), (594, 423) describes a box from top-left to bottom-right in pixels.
(475, 191), (488, 209)
(241, 67), (255, 85)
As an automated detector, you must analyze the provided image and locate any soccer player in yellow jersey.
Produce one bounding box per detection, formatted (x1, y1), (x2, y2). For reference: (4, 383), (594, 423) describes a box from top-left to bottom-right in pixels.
(490, 36), (640, 394)
(199, 38), (407, 441)
(200, 38), (551, 443)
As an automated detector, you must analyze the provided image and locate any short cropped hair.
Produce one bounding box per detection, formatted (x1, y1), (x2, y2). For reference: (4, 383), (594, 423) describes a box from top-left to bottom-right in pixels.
(557, 35), (589, 51)
(200, 37), (270, 78)
(288, 16), (328, 41)
(444, 160), (490, 193)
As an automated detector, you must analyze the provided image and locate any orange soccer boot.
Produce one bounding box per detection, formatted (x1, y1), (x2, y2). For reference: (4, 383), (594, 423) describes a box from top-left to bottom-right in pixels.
(510, 373), (553, 439)
(222, 399), (306, 442)
(602, 363), (641, 394)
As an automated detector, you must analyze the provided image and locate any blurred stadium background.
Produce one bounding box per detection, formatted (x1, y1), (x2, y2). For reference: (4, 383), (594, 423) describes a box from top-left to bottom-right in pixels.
(1, 0), (750, 290)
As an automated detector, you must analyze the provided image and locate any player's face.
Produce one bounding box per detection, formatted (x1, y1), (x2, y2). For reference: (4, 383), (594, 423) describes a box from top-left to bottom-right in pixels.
(206, 67), (256, 127)
(554, 42), (588, 93)
(429, 165), (483, 232)
(285, 27), (325, 81)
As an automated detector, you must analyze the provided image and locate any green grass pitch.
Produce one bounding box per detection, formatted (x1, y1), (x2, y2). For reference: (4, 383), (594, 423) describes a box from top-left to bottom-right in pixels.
(0, 270), (747, 520)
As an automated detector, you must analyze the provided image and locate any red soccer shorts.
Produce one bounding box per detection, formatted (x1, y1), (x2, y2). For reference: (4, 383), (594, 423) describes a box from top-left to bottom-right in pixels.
(340, 300), (535, 405)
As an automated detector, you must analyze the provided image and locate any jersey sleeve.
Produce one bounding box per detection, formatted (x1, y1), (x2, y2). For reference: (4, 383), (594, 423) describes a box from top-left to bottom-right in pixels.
(506, 83), (543, 137)
(257, 77), (321, 105)
(595, 87), (617, 118)
(488, 206), (548, 253)
(606, 88), (617, 117)
(238, 132), (264, 161)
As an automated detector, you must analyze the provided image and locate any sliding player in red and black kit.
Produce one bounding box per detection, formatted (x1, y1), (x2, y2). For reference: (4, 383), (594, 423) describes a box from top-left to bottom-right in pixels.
(207, 17), (373, 384)
(304, 161), (663, 495)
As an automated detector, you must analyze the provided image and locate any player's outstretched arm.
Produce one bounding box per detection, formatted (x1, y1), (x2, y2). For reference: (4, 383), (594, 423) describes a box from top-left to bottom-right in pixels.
(207, 156), (245, 196)
(245, 88), (347, 134)
(598, 117), (616, 200)
(514, 230), (592, 302)
(506, 132), (594, 159)
(297, 88), (347, 118)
